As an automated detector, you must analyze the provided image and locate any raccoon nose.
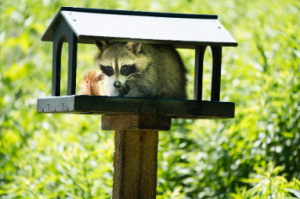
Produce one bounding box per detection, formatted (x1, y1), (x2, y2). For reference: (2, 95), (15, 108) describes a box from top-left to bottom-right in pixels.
(113, 81), (122, 88)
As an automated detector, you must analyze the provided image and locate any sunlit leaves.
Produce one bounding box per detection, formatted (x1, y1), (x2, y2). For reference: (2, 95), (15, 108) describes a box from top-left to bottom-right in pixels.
(1, 0), (300, 198)
(232, 163), (300, 199)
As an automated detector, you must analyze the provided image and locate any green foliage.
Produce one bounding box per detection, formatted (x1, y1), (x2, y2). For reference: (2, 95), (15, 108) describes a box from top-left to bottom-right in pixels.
(231, 163), (300, 199)
(1, 0), (300, 198)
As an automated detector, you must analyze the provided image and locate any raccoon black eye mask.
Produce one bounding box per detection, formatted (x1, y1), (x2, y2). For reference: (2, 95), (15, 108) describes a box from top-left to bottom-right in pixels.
(121, 64), (136, 76)
(100, 65), (114, 77)
(100, 64), (136, 77)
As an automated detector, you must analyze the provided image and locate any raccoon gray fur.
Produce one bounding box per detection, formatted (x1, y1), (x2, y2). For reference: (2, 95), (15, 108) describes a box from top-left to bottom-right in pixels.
(95, 41), (187, 99)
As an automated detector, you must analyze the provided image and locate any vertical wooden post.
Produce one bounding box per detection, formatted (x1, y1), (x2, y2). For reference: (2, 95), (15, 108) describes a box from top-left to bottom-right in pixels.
(102, 114), (171, 199)
(194, 46), (206, 100)
(67, 33), (77, 95)
(52, 34), (64, 96)
(211, 46), (222, 101)
(113, 130), (158, 199)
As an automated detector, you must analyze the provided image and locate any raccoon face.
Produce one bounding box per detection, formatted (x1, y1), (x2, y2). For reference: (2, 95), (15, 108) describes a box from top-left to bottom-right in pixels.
(95, 41), (144, 96)
(100, 63), (136, 89)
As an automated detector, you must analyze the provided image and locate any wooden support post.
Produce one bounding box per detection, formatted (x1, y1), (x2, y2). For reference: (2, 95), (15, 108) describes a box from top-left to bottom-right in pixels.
(52, 33), (64, 96)
(211, 46), (222, 101)
(102, 114), (171, 199)
(113, 130), (158, 199)
(67, 33), (77, 95)
(194, 46), (206, 100)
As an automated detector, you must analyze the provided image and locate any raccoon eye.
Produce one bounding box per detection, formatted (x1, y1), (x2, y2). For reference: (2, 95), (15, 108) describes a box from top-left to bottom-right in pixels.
(100, 65), (114, 76)
(121, 64), (136, 76)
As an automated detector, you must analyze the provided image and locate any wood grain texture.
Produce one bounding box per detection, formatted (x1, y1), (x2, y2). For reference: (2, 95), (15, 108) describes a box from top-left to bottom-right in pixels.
(102, 114), (171, 131)
(113, 130), (158, 199)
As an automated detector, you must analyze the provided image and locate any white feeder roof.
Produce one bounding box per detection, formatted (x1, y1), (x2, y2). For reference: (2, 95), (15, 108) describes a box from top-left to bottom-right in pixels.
(42, 7), (237, 48)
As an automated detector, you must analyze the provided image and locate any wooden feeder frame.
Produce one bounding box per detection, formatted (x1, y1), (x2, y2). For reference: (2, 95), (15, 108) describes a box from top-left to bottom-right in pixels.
(37, 7), (237, 199)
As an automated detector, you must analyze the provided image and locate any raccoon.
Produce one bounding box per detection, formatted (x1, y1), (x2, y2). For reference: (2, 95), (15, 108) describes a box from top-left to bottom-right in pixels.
(94, 41), (187, 99)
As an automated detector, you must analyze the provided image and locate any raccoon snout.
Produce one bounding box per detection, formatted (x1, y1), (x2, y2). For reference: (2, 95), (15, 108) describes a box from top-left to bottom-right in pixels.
(113, 81), (122, 88)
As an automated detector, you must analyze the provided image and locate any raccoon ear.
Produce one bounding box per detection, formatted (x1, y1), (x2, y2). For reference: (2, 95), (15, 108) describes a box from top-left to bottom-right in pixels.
(126, 42), (142, 54)
(94, 40), (108, 51)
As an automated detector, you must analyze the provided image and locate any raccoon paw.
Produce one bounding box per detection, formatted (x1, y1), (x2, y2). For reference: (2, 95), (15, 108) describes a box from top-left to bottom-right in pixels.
(80, 70), (105, 96)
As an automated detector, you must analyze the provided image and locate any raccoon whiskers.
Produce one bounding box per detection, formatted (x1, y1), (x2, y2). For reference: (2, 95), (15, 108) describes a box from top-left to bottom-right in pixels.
(135, 72), (143, 75)
(126, 72), (142, 81)
(127, 76), (137, 81)
(126, 78), (135, 81)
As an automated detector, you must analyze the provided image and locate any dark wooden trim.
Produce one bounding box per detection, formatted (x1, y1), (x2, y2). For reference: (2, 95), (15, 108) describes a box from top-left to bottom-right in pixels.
(67, 33), (77, 95)
(51, 18), (78, 96)
(52, 27), (64, 96)
(194, 46), (206, 100)
(60, 7), (218, 19)
(37, 96), (235, 119)
(211, 46), (222, 101)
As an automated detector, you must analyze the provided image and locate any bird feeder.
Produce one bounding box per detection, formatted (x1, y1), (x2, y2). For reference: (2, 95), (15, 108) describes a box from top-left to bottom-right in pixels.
(37, 7), (237, 199)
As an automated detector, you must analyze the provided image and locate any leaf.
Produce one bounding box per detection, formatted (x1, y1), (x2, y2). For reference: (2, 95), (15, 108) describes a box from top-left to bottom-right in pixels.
(286, 188), (300, 198)
(293, 50), (300, 58)
(272, 166), (285, 175)
(241, 178), (261, 184)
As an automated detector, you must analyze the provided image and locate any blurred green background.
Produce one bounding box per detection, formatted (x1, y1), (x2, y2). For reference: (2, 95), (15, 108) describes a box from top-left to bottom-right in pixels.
(1, 0), (300, 198)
